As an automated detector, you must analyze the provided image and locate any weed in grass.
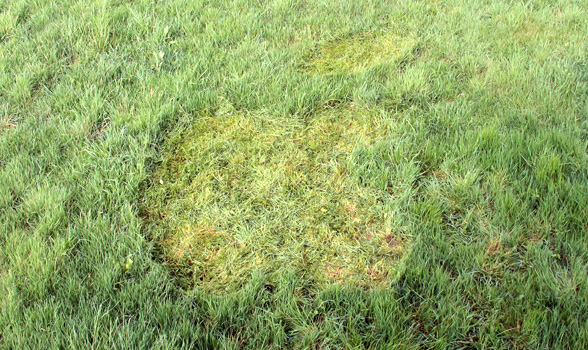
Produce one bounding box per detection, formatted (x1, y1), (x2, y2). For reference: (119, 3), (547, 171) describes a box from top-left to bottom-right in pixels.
(144, 105), (409, 292)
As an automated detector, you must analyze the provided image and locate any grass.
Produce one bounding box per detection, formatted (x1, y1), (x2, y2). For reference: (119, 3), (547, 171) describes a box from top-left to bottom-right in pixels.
(144, 105), (408, 292)
(1, 0), (588, 348)
(304, 32), (419, 73)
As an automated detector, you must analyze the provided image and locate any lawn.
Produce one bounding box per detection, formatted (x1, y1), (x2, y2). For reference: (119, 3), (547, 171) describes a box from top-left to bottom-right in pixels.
(1, 0), (588, 348)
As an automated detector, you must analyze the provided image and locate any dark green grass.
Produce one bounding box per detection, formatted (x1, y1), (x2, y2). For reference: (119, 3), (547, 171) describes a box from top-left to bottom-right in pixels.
(1, 0), (588, 348)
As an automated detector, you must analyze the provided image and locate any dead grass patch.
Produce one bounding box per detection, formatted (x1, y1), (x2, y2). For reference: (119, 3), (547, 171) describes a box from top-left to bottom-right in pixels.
(145, 106), (410, 292)
(305, 32), (419, 74)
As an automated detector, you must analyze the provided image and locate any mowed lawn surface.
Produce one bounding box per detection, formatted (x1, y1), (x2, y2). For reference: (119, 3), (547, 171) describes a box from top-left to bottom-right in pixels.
(1, 0), (588, 348)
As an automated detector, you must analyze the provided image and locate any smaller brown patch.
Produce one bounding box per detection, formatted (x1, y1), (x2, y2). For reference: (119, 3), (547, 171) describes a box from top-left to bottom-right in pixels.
(433, 170), (447, 179)
(324, 264), (344, 280)
(346, 202), (356, 213)
(487, 237), (502, 255)
(384, 234), (399, 247)
(0, 114), (17, 132)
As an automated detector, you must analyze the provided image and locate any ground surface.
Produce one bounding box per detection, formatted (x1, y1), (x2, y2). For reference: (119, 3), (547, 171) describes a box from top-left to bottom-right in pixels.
(1, 0), (588, 348)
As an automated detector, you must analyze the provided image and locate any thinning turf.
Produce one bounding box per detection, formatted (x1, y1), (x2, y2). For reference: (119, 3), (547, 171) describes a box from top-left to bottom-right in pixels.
(1, 0), (588, 349)
(144, 106), (408, 292)
(304, 32), (419, 74)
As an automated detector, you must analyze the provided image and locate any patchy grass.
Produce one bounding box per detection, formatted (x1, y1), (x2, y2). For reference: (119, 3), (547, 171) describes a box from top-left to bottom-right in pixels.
(2, 0), (588, 348)
(144, 106), (409, 292)
(0, 113), (17, 133)
(305, 32), (419, 73)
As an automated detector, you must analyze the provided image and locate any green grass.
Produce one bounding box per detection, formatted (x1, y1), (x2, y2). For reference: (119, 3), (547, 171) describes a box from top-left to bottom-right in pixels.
(1, 0), (588, 348)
